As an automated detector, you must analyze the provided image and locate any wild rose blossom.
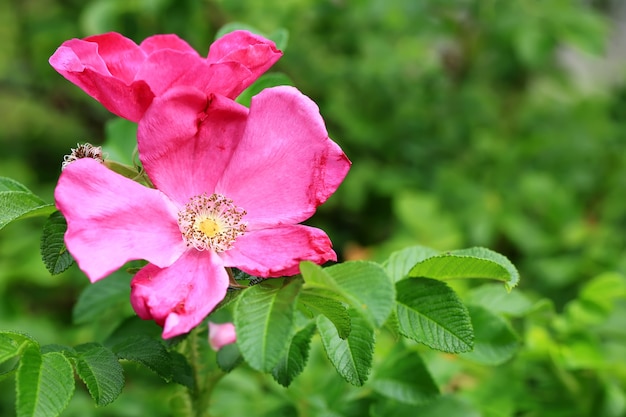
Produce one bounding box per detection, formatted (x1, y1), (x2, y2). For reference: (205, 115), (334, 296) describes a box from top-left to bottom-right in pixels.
(49, 30), (282, 122)
(208, 322), (237, 351)
(55, 86), (350, 338)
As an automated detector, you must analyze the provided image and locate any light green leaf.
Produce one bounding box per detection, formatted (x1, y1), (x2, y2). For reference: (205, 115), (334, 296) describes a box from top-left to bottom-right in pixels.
(0, 190), (55, 230)
(111, 335), (172, 381)
(466, 284), (533, 316)
(408, 247), (519, 290)
(301, 261), (395, 328)
(16, 347), (75, 417)
(272, 322), (316, 387)
(460, 306), (519, 365)
(371, 346), (439, 405)
(75, 344), (124, 406)
(299, 288), (351, 339)
(103, 118), (138, 167)
(396, 278), (473, 353)
(236, 73), (294, 107)
(0, 333), (20, 364)
(235, 278), (302, 372)
(317, 308), (374, 386)
(383, 245), (440, 281)
(40, 211), (74, 275)
(72, 269), (132, 324)
(0, 177), (31, 192)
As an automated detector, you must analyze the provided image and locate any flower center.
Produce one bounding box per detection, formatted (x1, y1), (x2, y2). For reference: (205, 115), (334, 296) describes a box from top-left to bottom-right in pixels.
(178, 193), (247, 252)
(62, 143), (105, 170)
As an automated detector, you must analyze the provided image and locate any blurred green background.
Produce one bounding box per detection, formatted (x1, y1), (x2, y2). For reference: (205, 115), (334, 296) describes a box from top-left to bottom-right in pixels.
(1, 0), (626, 416)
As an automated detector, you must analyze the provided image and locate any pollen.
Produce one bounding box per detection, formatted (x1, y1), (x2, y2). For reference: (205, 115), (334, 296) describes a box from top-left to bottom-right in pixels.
(178, 193), (247, 252)
(62, 143), (105, 170)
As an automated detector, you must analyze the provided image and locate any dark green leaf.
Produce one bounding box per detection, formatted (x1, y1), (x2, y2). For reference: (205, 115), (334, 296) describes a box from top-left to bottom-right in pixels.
(16, 347), (74, 417)
(75, 344), (124, 406)
(272, 322), (316, 387)
(371, 346), (439, 405)
(216, 343), (243, 373)
(73, 269), (132, 324)
(317, 308), (374, 386)
(40, 211), (74, 275)
(111, 335), (172, 381)
(396, 278), (473, 353)
(169, 351), (194, 389)
(459, 306), (519, 365)
(299, 288), (351, 339)
(235, 278), (302, 372)
(408, 247), (519, 290)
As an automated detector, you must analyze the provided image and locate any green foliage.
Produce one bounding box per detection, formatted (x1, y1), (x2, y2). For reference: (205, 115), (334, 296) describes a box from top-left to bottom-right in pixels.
(0, 177), (55, 230)
(73, 344), (124, 406)
(40, 211), (73, 275)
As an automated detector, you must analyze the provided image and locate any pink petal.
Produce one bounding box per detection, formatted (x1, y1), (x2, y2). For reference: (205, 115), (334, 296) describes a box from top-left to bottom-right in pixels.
(216, 86), (351, 229)
(49, 38), (154, 122)
(207, 30), (283, 96)
(135, 51), (249, 98)
(221, 224), (337, 277)
(83, 32), (147, 82)
(137, 86), (248, 205)
(139, 34), (199, 55)
(130, 250), (229, 338)
(55, 159), (186, 282)
(208, 322), (237, 351)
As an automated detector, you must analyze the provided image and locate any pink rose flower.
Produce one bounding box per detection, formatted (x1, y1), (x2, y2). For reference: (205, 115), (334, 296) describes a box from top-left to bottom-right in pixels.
(208, 322), (237, 351)
(49, 30), (282, 122)
(55, 86), (350, 338)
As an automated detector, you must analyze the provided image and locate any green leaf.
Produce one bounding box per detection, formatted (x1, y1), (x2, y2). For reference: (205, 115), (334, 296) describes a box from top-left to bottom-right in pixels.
(396, 278), (473, 353)
(383, 245), (440, 282)
(234, 278), (302, 372)
(0, 333), (20, 364)
(111, 335), (172, 381)
(271, 322), (316, 387)
(372, 346), (439, 405)
(371, 395), (480, 417)
(40, 211), (74, 275)
(72, 269), (132, 324)
(16, 347), (75, 417)
(460, 306), (519, 365)
(0, 190), (55, 230)
(74, 344), (124, 406)
(216, 343), (243, 373)
(408, 247), (519, 290)
(299, 288), (351, 339)
(236, 73), (294, 107)
(0, 177), (31, 192)
(301, 261), (395, 328)
(317, 308), (374, 386)
(466, 284), (534, 316)
(103, 118), (138, 167)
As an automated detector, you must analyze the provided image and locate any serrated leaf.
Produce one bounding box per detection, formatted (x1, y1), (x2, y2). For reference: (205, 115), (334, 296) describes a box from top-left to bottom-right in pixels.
(111, 335), (172, 381)
(396, 278), (473, 353)
(383, 245), (440, 282)
(0, 190), (55, 230)
(16, 347), (75, 417)
(75, 344), (124, 406)
(40, 211), (74, 275)
(0, 331), (39, 350)
(408, 247), (519, 290)
(302, 261), (395, 328)
(299, 288), (351, 339)
(272, 322), (316, 387)
(460, 306), (519, 365)
(73, 269), (132, 324)
(235, 278), (302, 372)
(216, 343), (243, 373)
(169, 351), (194, 389)
(236, 73), (294, 107)
(317, 308), (374, 386)
(372, 346), (440, 405)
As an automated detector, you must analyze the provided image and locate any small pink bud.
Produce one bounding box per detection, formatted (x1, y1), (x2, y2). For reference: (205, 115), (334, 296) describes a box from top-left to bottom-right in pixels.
(208, 322), (237, 351)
